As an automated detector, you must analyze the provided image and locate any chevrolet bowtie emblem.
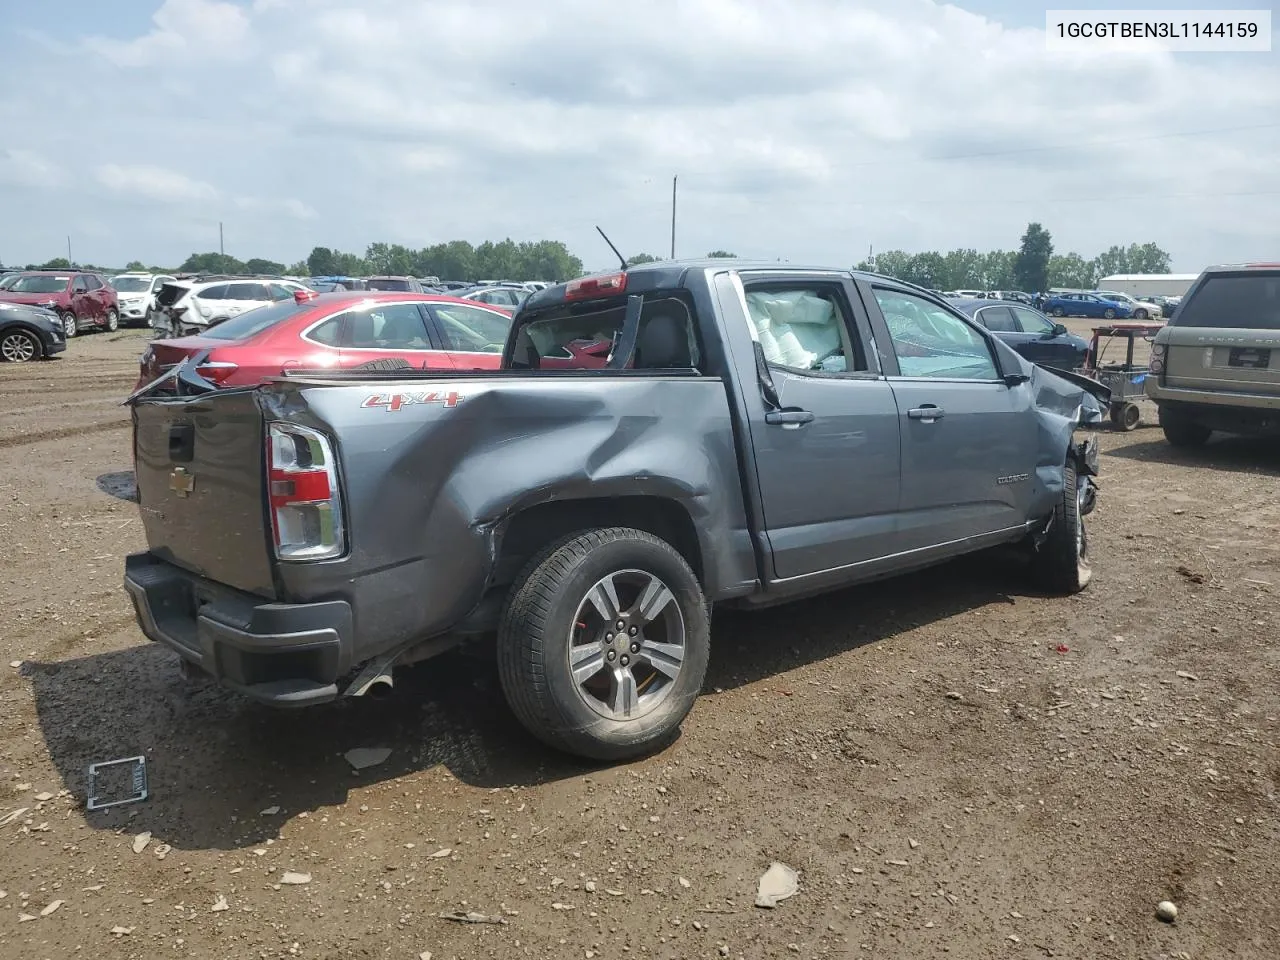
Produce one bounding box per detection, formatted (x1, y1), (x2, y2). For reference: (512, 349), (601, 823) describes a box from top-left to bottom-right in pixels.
(169, 466), (195, 497)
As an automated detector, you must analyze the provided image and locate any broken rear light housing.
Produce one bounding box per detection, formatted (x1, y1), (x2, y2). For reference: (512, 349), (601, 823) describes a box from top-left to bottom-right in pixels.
(564, 272), (627, 301)
(267, 422), (345, 561)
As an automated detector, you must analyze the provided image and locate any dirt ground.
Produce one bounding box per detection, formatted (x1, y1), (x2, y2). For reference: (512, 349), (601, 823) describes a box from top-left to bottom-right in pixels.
(1, 329), (1277, 960)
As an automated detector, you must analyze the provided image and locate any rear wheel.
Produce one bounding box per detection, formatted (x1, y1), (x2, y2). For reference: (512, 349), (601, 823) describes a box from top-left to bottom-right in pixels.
(1103, 308), (1117, 320)
(1159, 407), (1211, 447)
(0, 329), (42, 363)
(355, 357), (413, 371)
(1031, 460), (1091, 594)
(497, 527), (710, 761)
(104, 307), (119, 332)
(60, 311), (77, 338)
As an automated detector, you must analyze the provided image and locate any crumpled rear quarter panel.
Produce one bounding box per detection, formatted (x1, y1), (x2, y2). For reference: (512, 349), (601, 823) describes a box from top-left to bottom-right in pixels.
(260, 376), (750, 659)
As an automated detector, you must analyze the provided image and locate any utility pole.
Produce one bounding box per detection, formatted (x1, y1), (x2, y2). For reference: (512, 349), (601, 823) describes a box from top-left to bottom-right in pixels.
(670, 176), (677, 260)
(219, 222), (224, 257)
(67, 236), (72, 266)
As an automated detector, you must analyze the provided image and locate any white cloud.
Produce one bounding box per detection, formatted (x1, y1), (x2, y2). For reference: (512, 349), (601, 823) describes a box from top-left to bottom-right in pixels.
(0, 149), (64, 189)
(95, 164), (219, 204)
(89, 0), (252, 67)
(0, 0), (1276, 270)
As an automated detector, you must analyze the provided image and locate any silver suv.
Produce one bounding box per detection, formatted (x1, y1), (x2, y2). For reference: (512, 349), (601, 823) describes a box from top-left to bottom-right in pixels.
(1146, 264), (1280, 446)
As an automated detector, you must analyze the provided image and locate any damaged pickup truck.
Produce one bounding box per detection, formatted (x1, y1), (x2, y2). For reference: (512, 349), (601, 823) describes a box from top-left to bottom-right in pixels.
(124, 261), (1108, 760)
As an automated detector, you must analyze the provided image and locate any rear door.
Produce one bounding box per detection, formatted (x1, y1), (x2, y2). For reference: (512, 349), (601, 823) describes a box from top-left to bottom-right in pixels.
(83, 274), (108, 320)
(1162, 269), (1280, 399)
(425, 301), (512, 370)
(862, 284), (1038, 551)
(337, 301), (455, 370)
(722, 273), (902, 579)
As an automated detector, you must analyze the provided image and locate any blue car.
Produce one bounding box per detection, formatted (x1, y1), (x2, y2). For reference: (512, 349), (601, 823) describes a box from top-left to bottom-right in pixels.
(952, 298), (1089, 371)
(1040, 292), (1133, 320)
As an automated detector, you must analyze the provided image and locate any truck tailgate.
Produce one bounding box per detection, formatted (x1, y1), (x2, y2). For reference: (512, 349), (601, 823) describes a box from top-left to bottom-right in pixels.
(132, 390), (276, 597)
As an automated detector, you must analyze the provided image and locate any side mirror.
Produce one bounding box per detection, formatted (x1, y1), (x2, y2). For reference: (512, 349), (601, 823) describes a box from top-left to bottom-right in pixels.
(1051, 323), (1068, 337)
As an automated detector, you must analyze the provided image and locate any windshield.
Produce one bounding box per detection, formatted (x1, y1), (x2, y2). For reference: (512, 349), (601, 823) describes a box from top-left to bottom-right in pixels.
(1172, 272), (1280, 330)
(200, 300), (309, 341)
(7, 276), (68, 294)
(366, 278), (411, 291)
(112, 276), (151, 292)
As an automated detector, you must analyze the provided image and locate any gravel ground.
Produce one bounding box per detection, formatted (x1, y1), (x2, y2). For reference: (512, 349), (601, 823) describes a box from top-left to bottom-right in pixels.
(0, 330), (1277, 960)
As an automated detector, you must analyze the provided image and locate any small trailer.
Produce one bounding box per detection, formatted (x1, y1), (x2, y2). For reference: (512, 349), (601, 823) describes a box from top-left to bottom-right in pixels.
(1083, 321), (1166, 431)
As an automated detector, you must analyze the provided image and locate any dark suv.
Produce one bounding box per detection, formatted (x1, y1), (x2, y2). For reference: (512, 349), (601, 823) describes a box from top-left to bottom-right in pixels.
(365, 276), (426, 293)
(0, 270), (120, 338)
(1147, 263), (1280, 445)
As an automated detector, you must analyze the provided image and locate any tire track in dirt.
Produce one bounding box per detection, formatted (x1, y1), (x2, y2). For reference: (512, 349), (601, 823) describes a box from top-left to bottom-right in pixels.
(0, 418), (128, 449)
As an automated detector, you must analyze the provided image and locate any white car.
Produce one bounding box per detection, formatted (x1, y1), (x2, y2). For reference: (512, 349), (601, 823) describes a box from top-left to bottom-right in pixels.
(1093, 290), (1163, 320)
(154, 277), (312, 336)
(110, 273), (175, 328)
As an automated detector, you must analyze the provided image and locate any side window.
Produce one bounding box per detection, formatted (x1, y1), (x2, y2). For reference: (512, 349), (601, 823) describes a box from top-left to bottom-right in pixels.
(269, 283), (296, 301)
(346, 303), (432, 350)
(230, 283), (271, 301)
(975, 305), (1017, 332)
(743, 284), (865, 373)
(431, 303), (512, 353)
(72, 276), (88, 293)
(306, 315), (344, 346)
(197, 284), (228, 300)
(872, 288), (999, 380)
(84, 275), (103, 291)
(1012, 306), (1054, 334)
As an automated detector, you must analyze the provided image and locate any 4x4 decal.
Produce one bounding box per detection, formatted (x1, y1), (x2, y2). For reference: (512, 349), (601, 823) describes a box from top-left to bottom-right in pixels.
(361, 390), (465, 411)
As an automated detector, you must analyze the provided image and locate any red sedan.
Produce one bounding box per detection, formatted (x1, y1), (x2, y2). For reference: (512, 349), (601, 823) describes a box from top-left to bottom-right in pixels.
(136, 291), (513, 389)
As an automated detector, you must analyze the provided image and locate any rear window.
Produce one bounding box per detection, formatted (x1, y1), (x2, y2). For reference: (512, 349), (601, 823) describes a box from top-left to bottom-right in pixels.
(156, 283), (190, 307)
(1173, 272), (1280, 330)
(367, 278), (412, 291)
(202, 300), (308, 341)
(510, 293), (700, 370)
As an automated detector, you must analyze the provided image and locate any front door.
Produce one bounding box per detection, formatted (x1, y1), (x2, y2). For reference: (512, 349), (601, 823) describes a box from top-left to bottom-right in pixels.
(725, 275), (902, 580)
(862, 285), (1038, 552)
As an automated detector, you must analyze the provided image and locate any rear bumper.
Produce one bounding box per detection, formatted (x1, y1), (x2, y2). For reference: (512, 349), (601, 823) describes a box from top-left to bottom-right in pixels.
(1146, 381), (1280, 410)
(124, 552), (352, 707)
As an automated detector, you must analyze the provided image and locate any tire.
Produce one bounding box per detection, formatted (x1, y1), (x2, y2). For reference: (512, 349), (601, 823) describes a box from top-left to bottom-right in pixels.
(497, 527), (710, 761)
(1159, 407), (1211, 447)
(1103, 308), (1116, 320)
(105, 308), (119, 332)
(1031, 460), (1091, 594)
(60, 311), (78, 338)
(1051, 307), (1065, 317)
(1110, 402), (1141, 431)
(1, 329), (42, 363)
(1133, 308), (1148, 320)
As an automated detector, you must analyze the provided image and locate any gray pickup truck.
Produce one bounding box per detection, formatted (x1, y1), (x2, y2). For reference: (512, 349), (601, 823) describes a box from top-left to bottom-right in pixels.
(124, 261), (1107, 760)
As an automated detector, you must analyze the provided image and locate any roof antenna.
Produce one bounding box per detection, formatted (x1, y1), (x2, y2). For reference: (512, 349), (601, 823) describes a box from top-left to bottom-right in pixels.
(596, 226), (628, 271)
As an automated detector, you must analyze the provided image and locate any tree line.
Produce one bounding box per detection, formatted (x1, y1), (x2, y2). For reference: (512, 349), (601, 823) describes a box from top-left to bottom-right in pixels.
(855, 223), (1172, 293)
(6, 237), (588, 284)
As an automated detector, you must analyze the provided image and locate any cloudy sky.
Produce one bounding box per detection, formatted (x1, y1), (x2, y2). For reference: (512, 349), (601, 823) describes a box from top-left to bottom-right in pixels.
(1, 0), (1276, 273)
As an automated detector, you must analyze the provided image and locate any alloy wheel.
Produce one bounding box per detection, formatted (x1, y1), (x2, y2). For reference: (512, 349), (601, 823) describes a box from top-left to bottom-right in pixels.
(566, 569), (687, 721)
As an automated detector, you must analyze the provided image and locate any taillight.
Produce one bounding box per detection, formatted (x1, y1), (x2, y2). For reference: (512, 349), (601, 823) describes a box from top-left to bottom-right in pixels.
(267, 423), (344, 561)
(195, 360), (238, 384)
(1150, 342), (1166, 374)
(564, 272), (627, 301)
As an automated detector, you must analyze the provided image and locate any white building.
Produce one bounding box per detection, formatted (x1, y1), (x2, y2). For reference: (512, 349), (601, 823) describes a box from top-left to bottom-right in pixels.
(1096, 273), (1199, 298)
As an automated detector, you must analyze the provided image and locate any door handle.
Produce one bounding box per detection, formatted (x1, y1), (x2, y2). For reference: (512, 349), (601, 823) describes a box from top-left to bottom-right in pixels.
(765, 408), (815, 427)
(907, 405), (944, 421)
